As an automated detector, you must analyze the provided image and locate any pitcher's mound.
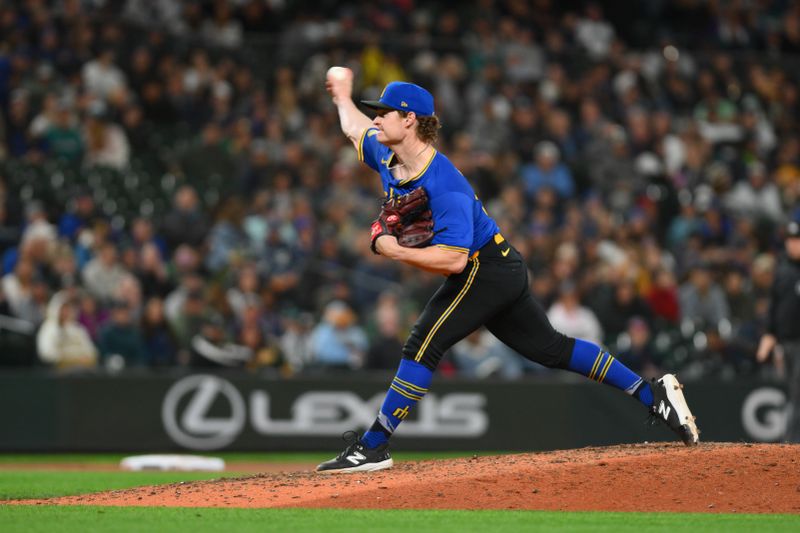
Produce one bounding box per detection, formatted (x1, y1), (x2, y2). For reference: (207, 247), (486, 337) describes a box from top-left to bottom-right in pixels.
(17, 442), (800, 513)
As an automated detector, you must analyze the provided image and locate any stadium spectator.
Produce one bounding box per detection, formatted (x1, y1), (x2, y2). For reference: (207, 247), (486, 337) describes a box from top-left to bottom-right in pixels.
(574, 3), (615, 59)
(520, 141), (575, 201)
(141, 296), (178, 367)
(547, 280), (604, 345)
(58, 189), (100, 242)
(279, 310), (314, 373)
(76, 291), (107, 341)
(81, 242), (129, 304)
(206, 198), (249, 273)
(678, 262), (731, 328)
(36, 291), (98, 370)
(20, 201), (57, 261)
(724, 161), (784, 225)
(365, 290), (406, 370)
(160, 185), (211, 251)
(237, 301), (281, 370)
(309, 300), (368, 370)
(2, 257), (43, 324)
(82, 49), (127, 102)
(82, 103), (130, 169)
(226, 263), (260, 320)
(592, 279), (654, 346)
(646, 268), (681, 324)
(0, 0), (799, 378)
(615, 317), (660, 378)
(451, 329), (524, 379)
(97, 300), (147, 369)
(135, 243), (172, 299)
(43, 99), (83, 163)
(189, 313), (251, 368)
(168, 286), (207, 358)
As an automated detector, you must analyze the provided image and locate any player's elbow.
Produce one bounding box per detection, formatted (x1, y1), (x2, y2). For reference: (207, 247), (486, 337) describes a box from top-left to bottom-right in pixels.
(445, 253), (469, 275)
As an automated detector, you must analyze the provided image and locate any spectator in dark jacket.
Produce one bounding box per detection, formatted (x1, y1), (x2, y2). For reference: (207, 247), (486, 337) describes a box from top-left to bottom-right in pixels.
(141, 296), (177, 367)
(98, 300), (147, 368)
(161, 185), (210, 251)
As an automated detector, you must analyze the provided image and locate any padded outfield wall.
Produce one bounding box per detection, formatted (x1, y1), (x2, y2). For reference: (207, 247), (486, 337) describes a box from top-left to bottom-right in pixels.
(0, 372), (790, 451)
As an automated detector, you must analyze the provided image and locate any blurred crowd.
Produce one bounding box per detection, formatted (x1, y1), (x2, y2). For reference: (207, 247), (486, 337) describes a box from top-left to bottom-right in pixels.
(1, 0), (800, 380)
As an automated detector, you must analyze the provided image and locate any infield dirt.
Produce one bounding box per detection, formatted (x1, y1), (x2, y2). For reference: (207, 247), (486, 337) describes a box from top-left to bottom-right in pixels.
(10, 442), (800, 513)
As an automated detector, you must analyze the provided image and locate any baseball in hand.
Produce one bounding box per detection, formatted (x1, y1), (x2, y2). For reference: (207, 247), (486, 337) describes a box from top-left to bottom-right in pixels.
(327, 66), (348, 81)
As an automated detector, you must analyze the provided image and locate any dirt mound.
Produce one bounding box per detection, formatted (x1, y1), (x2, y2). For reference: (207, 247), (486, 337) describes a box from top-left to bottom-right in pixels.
(12, 443), (800, 513)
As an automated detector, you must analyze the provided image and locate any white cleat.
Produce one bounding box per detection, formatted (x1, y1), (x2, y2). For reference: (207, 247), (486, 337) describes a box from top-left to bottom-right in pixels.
(650, 374), (700, 446)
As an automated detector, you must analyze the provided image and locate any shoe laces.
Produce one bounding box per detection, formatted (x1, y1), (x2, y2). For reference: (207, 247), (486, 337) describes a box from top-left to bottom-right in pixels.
(336, 430), (363, 459)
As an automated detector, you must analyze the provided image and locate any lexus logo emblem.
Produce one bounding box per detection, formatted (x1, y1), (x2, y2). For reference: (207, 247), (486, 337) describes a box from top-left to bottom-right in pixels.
(162, 375), (246, 450)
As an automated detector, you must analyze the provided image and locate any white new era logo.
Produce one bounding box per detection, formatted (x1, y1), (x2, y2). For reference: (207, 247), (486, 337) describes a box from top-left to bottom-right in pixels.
(346, 451), (366, 465)
(658, 400), (671, 419)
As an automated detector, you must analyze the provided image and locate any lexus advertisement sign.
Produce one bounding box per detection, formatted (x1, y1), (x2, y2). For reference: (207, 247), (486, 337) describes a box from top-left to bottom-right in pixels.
(0, 373), (791, 451)
(162, 374), (488, 451)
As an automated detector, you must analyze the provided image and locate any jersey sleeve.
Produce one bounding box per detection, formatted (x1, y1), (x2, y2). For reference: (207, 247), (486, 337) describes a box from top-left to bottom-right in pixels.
(357, 127), (387, 172)
(430, 191), (474, 254)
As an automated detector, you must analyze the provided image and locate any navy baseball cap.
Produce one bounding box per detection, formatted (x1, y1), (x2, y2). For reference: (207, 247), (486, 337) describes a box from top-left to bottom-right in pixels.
(361, 81), (435, 117)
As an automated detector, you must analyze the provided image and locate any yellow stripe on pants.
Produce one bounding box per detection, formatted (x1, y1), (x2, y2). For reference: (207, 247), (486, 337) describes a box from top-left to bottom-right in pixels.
(415, 258), (480, 362)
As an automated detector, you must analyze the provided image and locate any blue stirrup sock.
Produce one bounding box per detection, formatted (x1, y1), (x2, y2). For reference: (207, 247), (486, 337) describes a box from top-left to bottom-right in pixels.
(361, 359), (433, 449)
(567, 339), (653, 407)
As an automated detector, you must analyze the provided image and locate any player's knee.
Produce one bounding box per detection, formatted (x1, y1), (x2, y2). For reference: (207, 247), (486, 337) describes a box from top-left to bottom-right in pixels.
(531, 335), (574, 369)
(402, 338), (442, 372)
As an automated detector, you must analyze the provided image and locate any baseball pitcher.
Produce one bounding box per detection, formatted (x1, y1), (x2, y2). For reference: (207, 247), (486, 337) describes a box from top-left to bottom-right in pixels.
(317, 68), (700, 473)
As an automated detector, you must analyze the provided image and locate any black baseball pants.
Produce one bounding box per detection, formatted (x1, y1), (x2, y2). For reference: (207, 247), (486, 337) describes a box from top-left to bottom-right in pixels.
(402, 234), (575, 371)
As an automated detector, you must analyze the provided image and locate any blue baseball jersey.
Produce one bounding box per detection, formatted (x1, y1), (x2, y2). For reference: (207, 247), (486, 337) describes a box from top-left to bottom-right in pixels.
(358, 127), (499, 256)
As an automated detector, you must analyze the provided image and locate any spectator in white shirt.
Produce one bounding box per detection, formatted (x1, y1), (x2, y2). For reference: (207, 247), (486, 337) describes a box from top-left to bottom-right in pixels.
(82, 49), (127, 101)
(547, 280), (604, 345)
(37, 291), (98, 369)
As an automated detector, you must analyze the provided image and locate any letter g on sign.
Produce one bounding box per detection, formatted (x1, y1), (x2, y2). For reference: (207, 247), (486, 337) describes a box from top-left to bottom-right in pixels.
(741, 387), (787, 442)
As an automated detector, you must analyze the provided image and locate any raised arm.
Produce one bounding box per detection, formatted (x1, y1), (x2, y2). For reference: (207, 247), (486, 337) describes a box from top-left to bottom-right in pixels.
(326, 67), (374, 149)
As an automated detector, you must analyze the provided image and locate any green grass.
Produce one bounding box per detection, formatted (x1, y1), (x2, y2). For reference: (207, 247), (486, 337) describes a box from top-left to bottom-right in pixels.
(2, 457), (796, 532)
(0, 507), (797, 533)
(0, 451), (475, 464)
(0, 452), (479, 500)
(0, 471), (246, 500)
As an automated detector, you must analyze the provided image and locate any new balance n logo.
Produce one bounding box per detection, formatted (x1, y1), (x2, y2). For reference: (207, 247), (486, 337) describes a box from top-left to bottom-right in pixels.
(657, 401), (671, 420)
(346, 451), (366, 465)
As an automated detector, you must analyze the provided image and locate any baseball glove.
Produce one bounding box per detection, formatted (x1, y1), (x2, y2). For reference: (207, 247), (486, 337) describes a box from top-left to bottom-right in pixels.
(370, 187), (435, 254)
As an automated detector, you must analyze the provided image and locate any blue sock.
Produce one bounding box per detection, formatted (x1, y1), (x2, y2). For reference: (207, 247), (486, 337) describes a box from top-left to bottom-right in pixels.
(361, 359), (433, 448)
(567, 339), (653, 408)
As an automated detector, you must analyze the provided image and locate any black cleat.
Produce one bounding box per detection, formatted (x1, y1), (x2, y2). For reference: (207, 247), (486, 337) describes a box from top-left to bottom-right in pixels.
(316, 431), (394, 473)
(649, 374), (700, 446)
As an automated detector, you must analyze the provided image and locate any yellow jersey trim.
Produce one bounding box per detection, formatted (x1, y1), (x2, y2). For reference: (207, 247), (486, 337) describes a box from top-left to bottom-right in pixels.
(435, 244), (469, 254)
(397, 149), (437, 185)
(357, 128), (372, 163)
(415, 258), (480, 362)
